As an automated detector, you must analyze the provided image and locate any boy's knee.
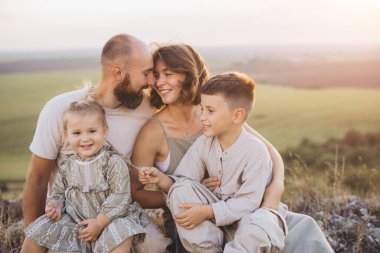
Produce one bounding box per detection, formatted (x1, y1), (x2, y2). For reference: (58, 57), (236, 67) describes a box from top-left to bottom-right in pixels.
(235, 209), (286, 251)
(168, 179), (195, 204)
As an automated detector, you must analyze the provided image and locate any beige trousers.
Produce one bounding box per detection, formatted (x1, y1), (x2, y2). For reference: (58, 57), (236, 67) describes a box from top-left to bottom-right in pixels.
(168, 179), (287, 253)
(282, 212), (334, 253)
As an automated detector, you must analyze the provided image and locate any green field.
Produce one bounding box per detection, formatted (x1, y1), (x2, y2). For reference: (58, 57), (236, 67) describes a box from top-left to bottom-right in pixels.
(0, 70), (379, 180)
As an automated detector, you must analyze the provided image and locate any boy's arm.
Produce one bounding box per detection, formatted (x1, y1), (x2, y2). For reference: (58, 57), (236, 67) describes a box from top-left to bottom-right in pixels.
(212, 142), (272, 227)
(172, 136), (207, 181)
(243, 123), (284, 209)
(139, 166), (175, 193)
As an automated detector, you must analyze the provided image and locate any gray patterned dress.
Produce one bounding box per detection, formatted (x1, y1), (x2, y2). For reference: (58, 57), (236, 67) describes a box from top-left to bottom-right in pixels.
(25, 145), (149, 253)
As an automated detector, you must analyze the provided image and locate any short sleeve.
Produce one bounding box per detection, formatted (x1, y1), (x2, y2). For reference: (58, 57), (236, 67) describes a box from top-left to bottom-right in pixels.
(29, 98), (64, 160)
(29, 89), (87, 160)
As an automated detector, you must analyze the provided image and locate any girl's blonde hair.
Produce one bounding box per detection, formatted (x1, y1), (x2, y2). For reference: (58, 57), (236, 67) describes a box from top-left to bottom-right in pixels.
(63, 100), (107, 131)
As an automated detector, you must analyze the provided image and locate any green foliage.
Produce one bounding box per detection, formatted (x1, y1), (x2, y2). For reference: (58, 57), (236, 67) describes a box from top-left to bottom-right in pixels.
(1, 70), (380, 180)
(0, 70), (98, 179)
(283, 130), (380, 199)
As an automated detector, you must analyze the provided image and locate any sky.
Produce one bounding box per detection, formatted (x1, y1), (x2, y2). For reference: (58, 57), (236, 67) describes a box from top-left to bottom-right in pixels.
(1, 0), (380, 51)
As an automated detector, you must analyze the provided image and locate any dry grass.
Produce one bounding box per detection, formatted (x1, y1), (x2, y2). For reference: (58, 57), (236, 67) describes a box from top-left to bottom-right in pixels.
(282, 146), (380, 253)
(0, 195), (24, 253)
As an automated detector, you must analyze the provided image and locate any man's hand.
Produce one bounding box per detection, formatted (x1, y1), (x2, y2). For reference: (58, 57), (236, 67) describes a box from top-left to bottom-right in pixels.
(138, 166), (162, 185)
(78, 218), (104, 242)
(175, 203), (214, 230)
(45, 200), (63, 221)
(201, 176), (220, 191)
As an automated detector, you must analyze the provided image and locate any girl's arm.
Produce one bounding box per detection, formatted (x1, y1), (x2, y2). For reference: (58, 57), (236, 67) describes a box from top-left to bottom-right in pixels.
(243, 123), (284, 210)
(130, 120), (168, 209)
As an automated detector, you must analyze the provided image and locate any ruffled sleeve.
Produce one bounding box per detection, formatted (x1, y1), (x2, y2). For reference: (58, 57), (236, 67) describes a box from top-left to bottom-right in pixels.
(48, 166), (67, 203)
(100, 153), (132, 221)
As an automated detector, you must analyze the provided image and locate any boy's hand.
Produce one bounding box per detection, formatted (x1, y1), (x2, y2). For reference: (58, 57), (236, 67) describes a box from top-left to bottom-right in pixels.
(45, 201), (63, 221)
(201, 176), (220, 191)
(78, 218), (103, 242)
(138, 166), (162, 185)
(175, 203), (214, 229)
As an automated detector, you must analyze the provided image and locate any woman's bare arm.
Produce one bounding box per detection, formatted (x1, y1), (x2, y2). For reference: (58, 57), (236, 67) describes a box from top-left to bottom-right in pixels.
(130, 120), (168, 209)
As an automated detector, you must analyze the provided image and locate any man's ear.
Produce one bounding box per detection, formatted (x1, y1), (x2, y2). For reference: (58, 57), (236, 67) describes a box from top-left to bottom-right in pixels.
(112, 65), (123, 82)
(233, 108), (246, 124)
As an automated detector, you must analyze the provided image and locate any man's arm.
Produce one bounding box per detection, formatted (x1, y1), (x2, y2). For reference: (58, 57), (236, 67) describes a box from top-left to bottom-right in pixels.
(243, 123), (284, 209)
(23, 154), (55, 226)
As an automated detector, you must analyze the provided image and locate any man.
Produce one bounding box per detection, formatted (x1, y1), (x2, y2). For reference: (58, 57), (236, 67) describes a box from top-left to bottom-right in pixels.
(23, 34), (171, 252)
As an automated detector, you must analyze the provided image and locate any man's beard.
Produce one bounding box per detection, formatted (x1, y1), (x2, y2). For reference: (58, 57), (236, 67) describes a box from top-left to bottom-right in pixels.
(114, 75), (144, 109)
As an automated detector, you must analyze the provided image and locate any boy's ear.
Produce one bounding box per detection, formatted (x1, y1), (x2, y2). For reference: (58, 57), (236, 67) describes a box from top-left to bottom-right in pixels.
(233, 108), (246, 124)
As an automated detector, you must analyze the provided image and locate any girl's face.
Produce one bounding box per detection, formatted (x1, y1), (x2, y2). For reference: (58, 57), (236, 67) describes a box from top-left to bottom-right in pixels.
(65, 112), (108, 158)
(153, 59), (186, 105)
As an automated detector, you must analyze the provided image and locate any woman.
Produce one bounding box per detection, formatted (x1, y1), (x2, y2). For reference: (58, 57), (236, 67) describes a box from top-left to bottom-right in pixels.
(130, 44), (333, 253)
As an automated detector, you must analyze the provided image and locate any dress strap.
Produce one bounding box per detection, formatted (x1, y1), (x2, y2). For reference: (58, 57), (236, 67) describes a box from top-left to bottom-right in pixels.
(151, 117), (169, 139)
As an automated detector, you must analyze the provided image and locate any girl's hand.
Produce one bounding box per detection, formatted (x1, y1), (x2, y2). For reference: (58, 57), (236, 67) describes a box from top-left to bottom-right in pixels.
(201, 176), (220, 191)
(138, 166), (162, 185)
(175, 203), (214, 230)
(45, 201), (63, 221)
(78, 218), (103, 242)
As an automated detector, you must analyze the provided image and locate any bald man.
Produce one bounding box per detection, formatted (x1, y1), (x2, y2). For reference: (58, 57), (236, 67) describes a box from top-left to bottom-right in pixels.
(22, 34), (171, 253)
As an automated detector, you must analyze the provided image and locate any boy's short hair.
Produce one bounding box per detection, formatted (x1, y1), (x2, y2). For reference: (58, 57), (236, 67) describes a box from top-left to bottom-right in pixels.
(200, 72), (255, 117)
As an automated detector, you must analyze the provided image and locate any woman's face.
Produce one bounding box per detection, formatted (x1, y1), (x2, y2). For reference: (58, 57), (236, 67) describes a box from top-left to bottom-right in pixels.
(153, 59), (186, 105)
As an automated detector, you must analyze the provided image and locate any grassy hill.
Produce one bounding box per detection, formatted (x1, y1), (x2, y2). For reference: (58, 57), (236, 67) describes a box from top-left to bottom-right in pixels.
(0, 69), (379, 180)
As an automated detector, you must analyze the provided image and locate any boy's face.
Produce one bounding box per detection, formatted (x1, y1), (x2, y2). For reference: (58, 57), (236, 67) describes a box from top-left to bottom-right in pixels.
(200, 93), (234, 138)
(65, 113), (108, 158)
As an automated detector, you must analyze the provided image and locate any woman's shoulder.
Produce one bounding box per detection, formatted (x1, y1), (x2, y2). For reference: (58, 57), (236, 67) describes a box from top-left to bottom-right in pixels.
(136, 115), (167, 145)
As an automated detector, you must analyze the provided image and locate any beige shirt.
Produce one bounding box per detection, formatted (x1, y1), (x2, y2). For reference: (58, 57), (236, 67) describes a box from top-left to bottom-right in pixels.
(173, 128), (272, 226)
(30, 88), (154, 192)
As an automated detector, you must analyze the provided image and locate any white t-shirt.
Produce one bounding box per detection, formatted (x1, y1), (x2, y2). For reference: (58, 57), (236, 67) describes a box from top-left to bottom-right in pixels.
(30, 88), (154, 191)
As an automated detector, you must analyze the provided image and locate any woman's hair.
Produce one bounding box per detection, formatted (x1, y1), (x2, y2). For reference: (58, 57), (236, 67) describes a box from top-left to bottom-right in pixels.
(62, 100), (107, 131)
(150, 44), (209, 109)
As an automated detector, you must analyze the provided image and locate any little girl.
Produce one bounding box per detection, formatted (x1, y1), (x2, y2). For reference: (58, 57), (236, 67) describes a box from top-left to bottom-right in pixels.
(21, 100), (148, 253)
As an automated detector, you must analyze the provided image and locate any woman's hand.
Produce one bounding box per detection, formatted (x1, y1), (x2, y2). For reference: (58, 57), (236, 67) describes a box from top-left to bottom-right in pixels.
(201, 176), (220, 191)
(45, 200), (63, 221)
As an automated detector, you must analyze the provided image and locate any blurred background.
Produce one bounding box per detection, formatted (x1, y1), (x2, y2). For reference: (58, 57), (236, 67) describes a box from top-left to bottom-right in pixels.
(0, 0), (379, 252)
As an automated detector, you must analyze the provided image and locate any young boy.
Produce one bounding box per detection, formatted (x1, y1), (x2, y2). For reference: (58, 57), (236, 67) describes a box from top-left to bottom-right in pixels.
(139, 72), (287, 253)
